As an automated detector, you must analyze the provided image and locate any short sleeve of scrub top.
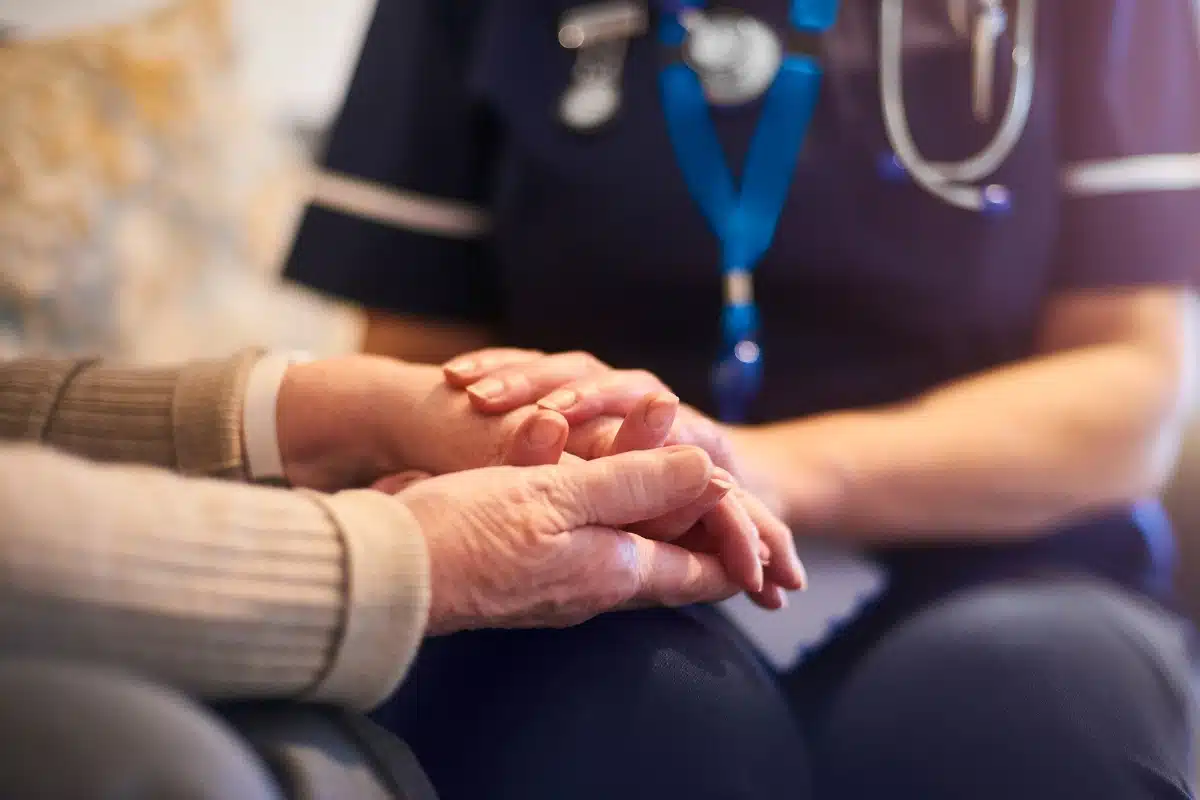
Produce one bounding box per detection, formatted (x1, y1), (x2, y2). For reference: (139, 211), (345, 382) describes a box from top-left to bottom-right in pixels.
(283, 0), (502, 324)
(1054, 0), (1200, 289)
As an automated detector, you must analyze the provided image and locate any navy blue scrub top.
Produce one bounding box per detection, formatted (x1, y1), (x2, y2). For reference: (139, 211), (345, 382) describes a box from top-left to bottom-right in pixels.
(287, 0), (1200, 602)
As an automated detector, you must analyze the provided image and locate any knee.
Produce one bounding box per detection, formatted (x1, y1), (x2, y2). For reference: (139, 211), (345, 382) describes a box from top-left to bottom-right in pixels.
(817, 581), (1195, 799)
(831, 580), (1191, 732)
(0, 660), (280, 800)
(393, 608), (812, 800)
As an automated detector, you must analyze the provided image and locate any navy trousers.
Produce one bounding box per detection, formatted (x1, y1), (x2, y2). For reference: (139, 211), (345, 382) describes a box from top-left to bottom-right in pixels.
(375, 577), (1197, 800)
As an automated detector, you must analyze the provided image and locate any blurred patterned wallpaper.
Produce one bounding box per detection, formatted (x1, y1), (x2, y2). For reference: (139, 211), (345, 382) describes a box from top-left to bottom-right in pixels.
(0, 0), (360, 361)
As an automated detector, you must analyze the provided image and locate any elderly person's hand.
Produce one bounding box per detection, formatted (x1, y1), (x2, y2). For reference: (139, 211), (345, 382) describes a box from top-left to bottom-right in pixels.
(442, 349), (808, 608)
(393, 446), (747, 632)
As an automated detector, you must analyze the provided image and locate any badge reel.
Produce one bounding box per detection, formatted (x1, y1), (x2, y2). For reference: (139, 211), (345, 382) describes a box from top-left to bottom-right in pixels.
(557, 2), (649, 132)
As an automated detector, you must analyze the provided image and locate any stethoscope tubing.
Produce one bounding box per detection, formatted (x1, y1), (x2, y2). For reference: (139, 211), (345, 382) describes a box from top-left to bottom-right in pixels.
(879, 0), (1037, 212)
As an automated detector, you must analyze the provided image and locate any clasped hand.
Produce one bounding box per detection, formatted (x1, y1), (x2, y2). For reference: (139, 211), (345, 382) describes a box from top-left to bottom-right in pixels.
(274, 354), (803, 631)
(438, 348), (806, 610)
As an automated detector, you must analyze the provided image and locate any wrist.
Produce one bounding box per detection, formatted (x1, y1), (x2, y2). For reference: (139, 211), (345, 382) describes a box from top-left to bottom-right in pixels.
(727, 416), (860, 531)
(723, 424), (788, 517)
(242, 351), (309, 484)
(277, 357), (415, 490)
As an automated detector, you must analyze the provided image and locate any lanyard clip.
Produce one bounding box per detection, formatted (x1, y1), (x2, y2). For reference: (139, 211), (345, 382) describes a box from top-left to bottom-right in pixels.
(712, 300), (762, 423)
(713, 338), (763, 423)
(558, 2), (648, 133)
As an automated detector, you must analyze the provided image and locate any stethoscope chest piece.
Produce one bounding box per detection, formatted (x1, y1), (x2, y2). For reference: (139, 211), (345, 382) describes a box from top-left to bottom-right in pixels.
(682, 10), (783, 106)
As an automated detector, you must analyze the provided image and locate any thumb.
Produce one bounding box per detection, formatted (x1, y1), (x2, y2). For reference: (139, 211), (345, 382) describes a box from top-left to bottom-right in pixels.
(539, 445), (714, 530)
(503, 409), (569, 467)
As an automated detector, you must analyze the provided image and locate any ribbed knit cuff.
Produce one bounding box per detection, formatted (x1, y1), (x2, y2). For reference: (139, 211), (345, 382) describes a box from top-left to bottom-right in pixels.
(303, 489), (431, 710)
(35, 349), (265, 478)
(172, 348), (265, 478)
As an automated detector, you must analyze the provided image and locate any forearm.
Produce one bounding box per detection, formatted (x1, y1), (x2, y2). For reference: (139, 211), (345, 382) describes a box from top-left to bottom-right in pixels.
(746, 343), (1192, 539)
(362, 309), (495, 363)
(0, 350), (262, 479)
(0, 445), (428, 709)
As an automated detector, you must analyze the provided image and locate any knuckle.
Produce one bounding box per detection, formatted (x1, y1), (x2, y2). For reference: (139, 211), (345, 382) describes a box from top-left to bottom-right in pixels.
(625, 369), (661, 388)
(589, 534), (642, 609)
(563, 350), (603, 371)
(534, 533), (639, 628)
(472, 348), (509, 364)
(478, 348), (536, 370)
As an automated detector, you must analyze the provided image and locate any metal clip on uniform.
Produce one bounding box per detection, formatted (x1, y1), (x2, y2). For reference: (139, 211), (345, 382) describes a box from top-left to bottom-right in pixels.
(658, 0), (838, 422)
(558, 2), (650, 132)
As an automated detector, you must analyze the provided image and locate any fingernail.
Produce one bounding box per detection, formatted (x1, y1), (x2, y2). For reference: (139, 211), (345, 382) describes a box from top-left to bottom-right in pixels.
(711, 477), (735, 493)
(539, 389), (578, 412)
(711, 467), (736, 485)
(795, 559), (808, 591)
(526, 414), (563, 449)
(445, 358), (476, 376)
(467, 378), (505, 401)
(758, 540), (771, 562)
(644, 393), (678, 430)
(778, 592), (790, 609)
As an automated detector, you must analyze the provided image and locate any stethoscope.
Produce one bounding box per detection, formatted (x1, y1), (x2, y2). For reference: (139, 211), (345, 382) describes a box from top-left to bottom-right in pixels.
(556, 0), (1038, 420)
(880, 0), (1037, 212)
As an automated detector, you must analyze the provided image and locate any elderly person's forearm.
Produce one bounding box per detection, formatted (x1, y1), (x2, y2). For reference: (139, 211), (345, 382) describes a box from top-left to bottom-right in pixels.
(0, 445), (428, 709)
(0, 351), (263, 478)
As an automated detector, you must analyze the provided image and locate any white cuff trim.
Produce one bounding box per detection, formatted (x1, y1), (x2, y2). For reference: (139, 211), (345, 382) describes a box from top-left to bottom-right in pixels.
(243, 351), (313, 483)
(1062, 153), (1200, 197)
(308, 169), (492, 239)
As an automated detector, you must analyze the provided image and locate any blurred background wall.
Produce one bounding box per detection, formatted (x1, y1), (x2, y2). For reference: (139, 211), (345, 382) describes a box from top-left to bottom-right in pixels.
(0, 0), (374, 361)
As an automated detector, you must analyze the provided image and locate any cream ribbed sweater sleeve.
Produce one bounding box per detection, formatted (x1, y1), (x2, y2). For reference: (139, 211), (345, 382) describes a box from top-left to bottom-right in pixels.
(0, 354), (430, 709)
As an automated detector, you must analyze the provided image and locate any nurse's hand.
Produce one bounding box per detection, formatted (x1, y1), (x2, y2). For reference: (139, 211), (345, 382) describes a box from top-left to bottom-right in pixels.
(443, 349), (806, 606)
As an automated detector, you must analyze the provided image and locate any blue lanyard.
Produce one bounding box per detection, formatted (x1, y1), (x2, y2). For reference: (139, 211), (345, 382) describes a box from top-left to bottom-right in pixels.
(658, 0), (838, 421)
